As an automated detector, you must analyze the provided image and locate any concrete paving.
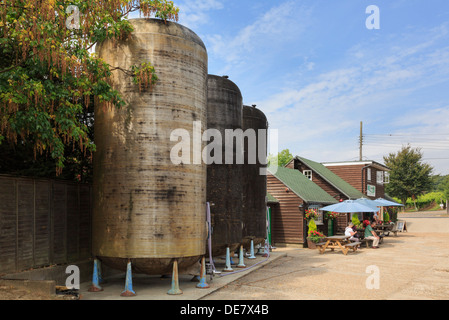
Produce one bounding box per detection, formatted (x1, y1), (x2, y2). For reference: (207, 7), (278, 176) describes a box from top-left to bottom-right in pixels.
(79, 211), (449, 300)
(79, 250), (287, 300)
(202, 212), (449, 300)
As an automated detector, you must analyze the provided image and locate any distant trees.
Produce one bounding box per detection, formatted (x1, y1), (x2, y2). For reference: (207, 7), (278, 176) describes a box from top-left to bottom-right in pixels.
(383, 145), (433, 209)
(268, 149), (293, 167)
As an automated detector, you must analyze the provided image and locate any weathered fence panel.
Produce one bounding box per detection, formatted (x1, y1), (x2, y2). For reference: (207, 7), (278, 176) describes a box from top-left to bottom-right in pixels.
(0, 175), (92, 274)
(0, 177), (16, 273)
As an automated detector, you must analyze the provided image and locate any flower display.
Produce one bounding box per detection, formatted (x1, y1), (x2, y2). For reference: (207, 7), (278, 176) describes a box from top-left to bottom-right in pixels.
(325, 211), (339, 220)
(308, 230), (325, 243)
(304, 208), (318, 220)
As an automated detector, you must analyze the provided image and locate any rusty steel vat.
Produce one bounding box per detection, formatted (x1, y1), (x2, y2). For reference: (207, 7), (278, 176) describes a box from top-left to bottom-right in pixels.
(206, 75), (243, 257)
(241, 105), (268, 249)
(93, 18), (208, 275)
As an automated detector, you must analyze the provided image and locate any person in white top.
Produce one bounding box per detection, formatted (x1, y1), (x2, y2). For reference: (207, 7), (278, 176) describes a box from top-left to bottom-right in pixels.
(344, 222), (358, 242)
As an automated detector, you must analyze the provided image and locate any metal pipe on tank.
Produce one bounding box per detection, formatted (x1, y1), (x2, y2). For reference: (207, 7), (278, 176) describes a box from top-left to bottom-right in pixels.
(93, 18), (208, 275)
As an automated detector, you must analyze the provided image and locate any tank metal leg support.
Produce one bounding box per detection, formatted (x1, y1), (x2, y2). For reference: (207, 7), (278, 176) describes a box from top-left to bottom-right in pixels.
(167, 260), (183, 295)
(248, 240), (257, 259)
(88, 258), (103, 292)
(223, 247), (234, 272)
(97, 259), (105, 283)
(263, 240), (269, 257)
(237, 245), (246, 268)
(196, 257), (210, 289)
(120, 260), (136, 297)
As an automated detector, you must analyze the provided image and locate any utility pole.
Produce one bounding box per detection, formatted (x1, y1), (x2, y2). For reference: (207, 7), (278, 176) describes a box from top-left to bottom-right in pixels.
(359, 121), (363, 161)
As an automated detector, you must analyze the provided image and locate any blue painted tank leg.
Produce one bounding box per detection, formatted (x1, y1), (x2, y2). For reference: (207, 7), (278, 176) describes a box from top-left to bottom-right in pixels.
(237, 245), (246, 268)
(196, 257), (210, 289)
(167, 260), (183, 295)
(120, 260), (136, 297)
(88, 258), (103, 292)
(248, 240), (257, 259)
(223, 247), (234, 272)
(97, 259), (105, 283)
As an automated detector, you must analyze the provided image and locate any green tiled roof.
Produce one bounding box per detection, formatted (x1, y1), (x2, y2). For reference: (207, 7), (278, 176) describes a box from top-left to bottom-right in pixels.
(267, 192), (279, 203)
(296, 156), (366, 200)
(269, 166), (338, 204)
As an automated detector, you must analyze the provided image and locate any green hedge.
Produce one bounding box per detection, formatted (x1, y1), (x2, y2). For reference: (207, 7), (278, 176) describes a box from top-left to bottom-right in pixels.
(394, 191), (445, 210)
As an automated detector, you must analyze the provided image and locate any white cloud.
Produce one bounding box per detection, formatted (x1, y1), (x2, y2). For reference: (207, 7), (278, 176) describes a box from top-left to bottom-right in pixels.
(205, 1), (312, 72)
(255, 22), (449, 174)
(177, 0), (224, 30)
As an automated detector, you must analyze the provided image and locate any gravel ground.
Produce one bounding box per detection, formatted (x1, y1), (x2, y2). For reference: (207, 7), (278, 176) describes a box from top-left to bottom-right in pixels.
(202, 212), (449, 300)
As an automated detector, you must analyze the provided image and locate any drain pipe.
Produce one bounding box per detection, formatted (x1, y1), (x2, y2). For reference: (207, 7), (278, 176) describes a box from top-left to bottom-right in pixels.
(206, 202), (217, 273)
(361, 165), (370, 195)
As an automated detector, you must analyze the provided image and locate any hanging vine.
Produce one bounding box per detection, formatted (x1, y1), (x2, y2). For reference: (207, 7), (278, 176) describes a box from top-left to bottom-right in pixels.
(0, 0), (180, 176)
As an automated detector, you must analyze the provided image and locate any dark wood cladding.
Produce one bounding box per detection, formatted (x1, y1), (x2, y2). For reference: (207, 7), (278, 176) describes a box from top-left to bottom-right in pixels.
(267, 174), (304, 245)
(294, 161), (345, 201)
(0, 175), (92, 274)
(325, 164), (386, 199)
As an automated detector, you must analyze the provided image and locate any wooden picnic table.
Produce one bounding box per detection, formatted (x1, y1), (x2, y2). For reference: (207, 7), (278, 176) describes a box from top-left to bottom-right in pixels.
(373, 224), (392, 237)
(316, 235), (361, 255)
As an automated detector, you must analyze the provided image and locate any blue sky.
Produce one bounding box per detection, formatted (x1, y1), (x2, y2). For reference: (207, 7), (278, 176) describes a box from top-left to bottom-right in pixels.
(174, 0), (449, 175)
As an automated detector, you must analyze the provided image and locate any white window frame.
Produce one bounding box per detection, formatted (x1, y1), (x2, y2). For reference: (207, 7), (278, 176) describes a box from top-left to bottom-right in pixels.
(367, 168), (372, 181)
(310, 205), (323, 225)
(377, 171), (384, 185)
(384, 172), (390, 184)
(303, 170), (312, 181)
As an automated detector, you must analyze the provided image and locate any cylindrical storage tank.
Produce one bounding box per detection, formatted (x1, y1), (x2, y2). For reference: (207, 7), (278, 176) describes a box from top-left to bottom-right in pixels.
(241, 105), (268, 249)
(206, 75), (243, 257)
(93, 18), (208, 275)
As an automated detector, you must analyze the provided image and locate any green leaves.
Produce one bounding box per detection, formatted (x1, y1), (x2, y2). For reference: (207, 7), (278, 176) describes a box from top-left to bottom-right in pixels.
(1, 0), (180, 177)
(383, 145), (434, 205)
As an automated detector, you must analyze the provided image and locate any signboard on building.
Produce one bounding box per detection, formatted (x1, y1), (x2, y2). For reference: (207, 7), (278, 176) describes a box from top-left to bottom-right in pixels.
(367, 184), (376, 197)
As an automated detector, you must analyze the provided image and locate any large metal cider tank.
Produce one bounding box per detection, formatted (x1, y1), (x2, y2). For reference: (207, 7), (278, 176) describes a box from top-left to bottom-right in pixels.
(206, 75), (243, 256)
(93, 18), (208, 275)
(241, 105), (268, 249)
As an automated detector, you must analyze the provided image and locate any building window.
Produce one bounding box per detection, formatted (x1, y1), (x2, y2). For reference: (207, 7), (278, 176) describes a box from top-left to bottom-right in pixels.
(310, 205), (323, 225)
(303, 170), (312, 181)
(367, 168), (371, 181)
(384, 172), (390, 184)
(377, 171), (384, 185)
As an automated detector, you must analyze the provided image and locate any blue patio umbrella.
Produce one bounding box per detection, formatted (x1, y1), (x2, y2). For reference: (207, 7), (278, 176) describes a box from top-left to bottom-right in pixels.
(355, 198), (383, 210)
(321, 200), (380, 213)
(375, 197), (404, 207)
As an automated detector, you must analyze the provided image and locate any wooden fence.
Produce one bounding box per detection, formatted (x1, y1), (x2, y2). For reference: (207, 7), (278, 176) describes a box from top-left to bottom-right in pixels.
(0, 175), (92, 274)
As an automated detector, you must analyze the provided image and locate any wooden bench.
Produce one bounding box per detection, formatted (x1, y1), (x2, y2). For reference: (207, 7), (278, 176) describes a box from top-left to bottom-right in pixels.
(315, 242), (327, 249)
(360, 238), (371, 248)
(360, 235), (383, 247)
(343, 242), (361, 254)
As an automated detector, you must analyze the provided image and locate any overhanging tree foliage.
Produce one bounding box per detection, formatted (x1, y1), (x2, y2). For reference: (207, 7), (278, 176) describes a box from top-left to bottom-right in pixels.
(0, 0), (179, 179)
(383, 145), (433, 208)
(268, 149), (293, 167)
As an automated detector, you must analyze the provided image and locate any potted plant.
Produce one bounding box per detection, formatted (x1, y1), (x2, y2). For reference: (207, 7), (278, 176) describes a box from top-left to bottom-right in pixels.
(306, 217), (324, 249)
(383, 211), (391, 225)
(307, 229), (325, 249)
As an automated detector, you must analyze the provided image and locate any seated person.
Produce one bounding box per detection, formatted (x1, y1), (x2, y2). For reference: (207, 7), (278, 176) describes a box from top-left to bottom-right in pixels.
(344, 223), (359, 242)
(364, 220), (380, 249)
